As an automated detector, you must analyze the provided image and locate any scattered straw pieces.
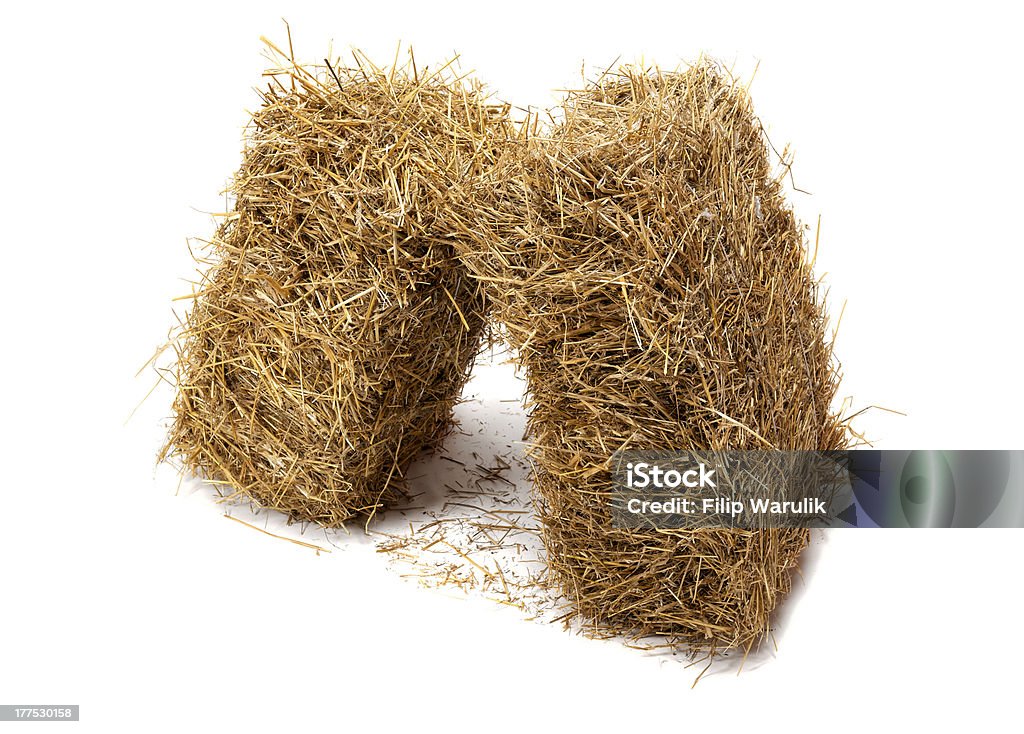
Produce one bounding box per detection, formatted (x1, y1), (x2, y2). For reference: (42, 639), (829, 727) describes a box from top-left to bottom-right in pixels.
(373, 386), (560, 616)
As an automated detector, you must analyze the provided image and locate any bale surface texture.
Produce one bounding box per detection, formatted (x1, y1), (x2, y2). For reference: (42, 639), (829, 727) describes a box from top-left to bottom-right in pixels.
(451, 62), (846, 651)
(165, 54), (507, 527)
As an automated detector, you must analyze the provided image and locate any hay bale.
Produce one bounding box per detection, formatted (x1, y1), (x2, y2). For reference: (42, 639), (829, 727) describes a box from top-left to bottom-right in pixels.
(450, 62), (847, 652)
(163, 50), (508, 527)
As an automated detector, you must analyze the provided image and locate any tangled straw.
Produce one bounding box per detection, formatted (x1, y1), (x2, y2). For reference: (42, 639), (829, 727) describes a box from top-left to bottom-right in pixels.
(448, 62), (847, 653)
(163, 44), (848, 655)
(162, 46), (509, 526)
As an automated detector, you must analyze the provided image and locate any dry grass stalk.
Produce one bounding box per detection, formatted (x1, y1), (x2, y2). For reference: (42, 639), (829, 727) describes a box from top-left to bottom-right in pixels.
(162, 44), (509, 527)
(447, 61), (848, 653)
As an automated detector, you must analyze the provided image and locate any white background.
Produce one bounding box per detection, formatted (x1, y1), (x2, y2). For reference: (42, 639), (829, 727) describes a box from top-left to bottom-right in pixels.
(2, 1), (1023, 731)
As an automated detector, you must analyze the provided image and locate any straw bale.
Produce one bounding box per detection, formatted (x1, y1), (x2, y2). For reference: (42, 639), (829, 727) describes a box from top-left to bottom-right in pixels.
(164, 50), (508, 527)
(448, 61), (846, 651)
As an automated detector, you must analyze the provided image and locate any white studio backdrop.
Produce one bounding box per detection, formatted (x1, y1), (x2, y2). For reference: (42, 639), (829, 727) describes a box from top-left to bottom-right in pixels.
(1, 1), (1022, 731)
